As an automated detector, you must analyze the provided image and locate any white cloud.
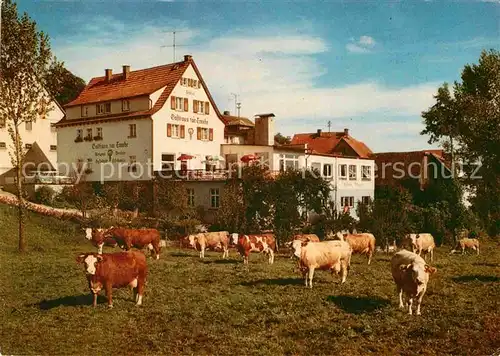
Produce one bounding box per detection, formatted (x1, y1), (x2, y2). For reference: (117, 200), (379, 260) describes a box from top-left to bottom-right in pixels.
(54, 18), (439, 152)
(346, 35), (376, 54)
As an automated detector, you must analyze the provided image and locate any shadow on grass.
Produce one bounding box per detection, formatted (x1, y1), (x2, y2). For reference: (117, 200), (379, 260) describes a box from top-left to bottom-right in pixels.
(326, 295), (390, 314)
(202, 259), (240, 265)
(240, 278), (303, 286)
(36, 294), (106, 310)
(451, 275), (500, 283)
(472, 262), (499, 268)
(169, 252), (194, 258)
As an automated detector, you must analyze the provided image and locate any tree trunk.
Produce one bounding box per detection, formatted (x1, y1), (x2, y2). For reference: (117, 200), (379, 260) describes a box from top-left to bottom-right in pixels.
(14, 126), (26, 252)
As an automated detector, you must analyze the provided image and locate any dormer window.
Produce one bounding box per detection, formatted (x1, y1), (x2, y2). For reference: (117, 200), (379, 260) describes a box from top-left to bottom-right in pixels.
(96, 102), (111, 115)
(122, 100), (130, 112)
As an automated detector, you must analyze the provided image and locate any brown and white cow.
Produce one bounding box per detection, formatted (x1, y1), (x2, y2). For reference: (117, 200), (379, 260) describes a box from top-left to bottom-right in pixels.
(405, 233), (436, 262)
(450, 238), (480, 255)
(336, 232), (376, 264)
(391, 249), (437, 315)
(84, 227), (118, 254)
(94, 227), (162, 260)
(233, 234), (277, 265)
(188, 231), (230, 259)
(76, 250), (148, 308)
(298, 240), (351, 288)
(285, 234), (320, 258)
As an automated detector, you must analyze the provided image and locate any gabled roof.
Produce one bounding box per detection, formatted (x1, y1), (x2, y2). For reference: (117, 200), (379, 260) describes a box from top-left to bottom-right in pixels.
(56, 56), (226, 127)
(223, 115), (254, 127)
(64, 60), (190, 108)
(290, 131), (373, 158)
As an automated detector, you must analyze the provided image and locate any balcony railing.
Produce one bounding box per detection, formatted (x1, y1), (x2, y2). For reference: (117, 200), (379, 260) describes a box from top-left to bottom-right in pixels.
(155, 169), (230, 181)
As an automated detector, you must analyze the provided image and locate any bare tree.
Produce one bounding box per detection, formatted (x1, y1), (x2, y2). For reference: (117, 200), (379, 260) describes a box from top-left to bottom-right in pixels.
(0, 0), (59, 251)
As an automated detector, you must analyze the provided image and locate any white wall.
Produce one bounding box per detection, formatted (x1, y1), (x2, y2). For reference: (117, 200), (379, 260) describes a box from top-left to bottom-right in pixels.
(57, 118), (153, 181)
(0, 100), (63, 175)
(152, 64), (226, 172)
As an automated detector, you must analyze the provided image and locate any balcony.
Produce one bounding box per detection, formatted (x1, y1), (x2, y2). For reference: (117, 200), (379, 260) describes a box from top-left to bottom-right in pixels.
(155, 169), (230, 181)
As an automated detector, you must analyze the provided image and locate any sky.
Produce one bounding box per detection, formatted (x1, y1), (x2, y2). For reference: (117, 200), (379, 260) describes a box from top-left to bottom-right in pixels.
(17, 0), (500, 152)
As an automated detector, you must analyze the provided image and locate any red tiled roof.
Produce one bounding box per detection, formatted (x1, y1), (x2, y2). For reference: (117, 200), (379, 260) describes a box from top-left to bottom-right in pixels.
(290, 131), (373, 158)
(57, 57), (226, 127)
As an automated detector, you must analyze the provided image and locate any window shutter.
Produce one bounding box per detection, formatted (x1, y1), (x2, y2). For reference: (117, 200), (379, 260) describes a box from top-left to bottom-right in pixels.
(209, 128), (214, 141)
(193, 100), (197, 113)
(205, 102), (210, 115)
(180, 125), (185, 138)
(184, 98), (188, 112)
(197, 127), (201, 140)
(171, 96), (175, 110)
(167, 124), (172, 137)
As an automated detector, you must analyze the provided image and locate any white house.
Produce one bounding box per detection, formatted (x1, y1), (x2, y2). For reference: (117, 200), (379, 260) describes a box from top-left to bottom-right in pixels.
(56, 55), (226, 182)
(0, 97), (64, 184)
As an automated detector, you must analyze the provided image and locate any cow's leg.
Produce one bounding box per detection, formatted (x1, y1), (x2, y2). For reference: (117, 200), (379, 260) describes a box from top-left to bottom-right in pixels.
(307, 268), (315, 288)
(136, 281), (144, 306)
(268, 249), (274, 264)
(340, 260), (348, 283)
(430, 249), (433, 262)
(97, 243), (104, 254)
(92, 292), (98, 307)
(407, 297), (413, 315)
(105, 283), (113, 308)
(367, 251), (372, 265)
(243, 252), (249, 265)
(416, 291), (425, 316)
(476, 246), (480, 255)
(304, 268), (309, 287)
(397, 287), (404, 308)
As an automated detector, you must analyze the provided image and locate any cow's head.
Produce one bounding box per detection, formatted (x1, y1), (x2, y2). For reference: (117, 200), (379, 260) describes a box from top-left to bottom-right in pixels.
(187, 234), (197, 248)
(77, 253), (104, 275)
(229, 233), (239, 245)
(291, 239), (303, 259)
(400, 263), (436, 294)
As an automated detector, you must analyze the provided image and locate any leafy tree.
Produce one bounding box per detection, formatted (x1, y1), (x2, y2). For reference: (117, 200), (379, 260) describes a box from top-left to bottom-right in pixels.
(45, 64), (86, 105)
(421, 50), (500, 236)
(274, 132), (291, 145)
(0, 0), (60, 251)
(213, 181), (245, 233)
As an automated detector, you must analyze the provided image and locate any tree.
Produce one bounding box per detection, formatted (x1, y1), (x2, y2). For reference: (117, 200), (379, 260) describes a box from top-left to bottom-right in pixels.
(0, 0), (60, 252)
(45, 64), (86, 105)
(274, 132), (291, 145)
(421, 50), (500, 235)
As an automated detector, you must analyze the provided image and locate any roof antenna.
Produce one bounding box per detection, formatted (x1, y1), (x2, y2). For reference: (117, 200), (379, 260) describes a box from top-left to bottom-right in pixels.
(327, 120), (332, 132)
(160, 30), (188, 62)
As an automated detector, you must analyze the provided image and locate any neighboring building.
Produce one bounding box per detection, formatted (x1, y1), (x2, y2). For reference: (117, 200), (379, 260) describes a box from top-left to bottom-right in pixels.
(56, 55), (226, 182)
(0, 97), (64, 185)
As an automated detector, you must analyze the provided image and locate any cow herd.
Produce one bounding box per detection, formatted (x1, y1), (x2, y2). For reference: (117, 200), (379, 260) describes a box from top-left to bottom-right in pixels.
(76, 227), (481, 315)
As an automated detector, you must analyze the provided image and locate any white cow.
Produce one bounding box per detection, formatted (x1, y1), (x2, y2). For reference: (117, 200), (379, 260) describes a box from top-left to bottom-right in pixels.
(405, 233), (436, 261)
(188, 231), (229, 259)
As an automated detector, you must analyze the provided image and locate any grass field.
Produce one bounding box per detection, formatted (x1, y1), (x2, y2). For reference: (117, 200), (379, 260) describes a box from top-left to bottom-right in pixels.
(1, 204), (499, 355)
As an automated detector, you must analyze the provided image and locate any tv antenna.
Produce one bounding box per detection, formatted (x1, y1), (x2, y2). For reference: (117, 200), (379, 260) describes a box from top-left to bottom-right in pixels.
(327, 120), (332, 132)
(230, 93), (242, 117)
(160, 30), (189, 62)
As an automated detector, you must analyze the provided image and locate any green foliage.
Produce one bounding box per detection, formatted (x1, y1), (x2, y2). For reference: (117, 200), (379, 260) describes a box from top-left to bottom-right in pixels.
(45, 64), (86, 105)
(33, 186), (55, 206)
(274, 132), (291, 145)
(59, 183), (99, 218)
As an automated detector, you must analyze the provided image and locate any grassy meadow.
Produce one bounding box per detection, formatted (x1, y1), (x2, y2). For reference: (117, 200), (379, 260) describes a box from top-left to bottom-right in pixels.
(1, 203), (499, 355)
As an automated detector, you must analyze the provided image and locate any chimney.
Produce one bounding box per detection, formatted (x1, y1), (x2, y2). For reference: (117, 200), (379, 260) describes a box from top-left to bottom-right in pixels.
(254, 113), (275, 146)
(184, 54), (192, 62)
(223, 110), (230, 116)
(344, 128), (349, 136)
(105, 69), (113, 82)
(122, 65), (130, 80)
(317, 129), (322, 136)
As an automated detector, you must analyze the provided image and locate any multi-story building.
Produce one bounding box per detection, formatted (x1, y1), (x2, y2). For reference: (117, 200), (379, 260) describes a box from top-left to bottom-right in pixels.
(0, 97), (64, 185)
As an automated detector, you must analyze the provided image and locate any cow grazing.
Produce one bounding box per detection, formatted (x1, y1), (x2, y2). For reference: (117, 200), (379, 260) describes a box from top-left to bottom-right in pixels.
(84, 227), (118, 254)
(234, 234), (277, 265)
(391, 249), (437, 315)
(299, 240), (351, 288)
(76, 251), (148, 308)
(95, 227), (162, 260)
(406, 233), (436, 262)
(450, 238), (480, 255)
(336, 232), (376, 264)
(188, 231), (230, 259)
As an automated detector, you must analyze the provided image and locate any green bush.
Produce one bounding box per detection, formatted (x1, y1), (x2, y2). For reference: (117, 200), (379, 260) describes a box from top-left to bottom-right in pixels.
(34, 186), (55, 205)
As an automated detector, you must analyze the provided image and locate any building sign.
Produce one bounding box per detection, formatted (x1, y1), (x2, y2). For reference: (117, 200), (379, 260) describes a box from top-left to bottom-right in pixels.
(92, 141), (129, 163)
(171, 114), (208, 126)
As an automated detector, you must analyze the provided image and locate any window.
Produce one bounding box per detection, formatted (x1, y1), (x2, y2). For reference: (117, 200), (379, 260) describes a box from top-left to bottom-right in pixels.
(197, 127), (210, 141)
(129, 124), (137, 138)
(311, 162), (321, 173)
(361, 196), (371, 205)
(161, 154), (175, 171)
(25, 121), (32, 131)
(167, 124), (185, 138)
(81, 106), (88, 117)
(187, 188), (195, 207)
(122, 100), (130, 112)
(76, 129), (83, 139)
(85, 128), (93, 140)
(323, 164), (333, 177)
(339, 164), (347, 179)
(176, 97), (185, 111)
(0, 118), (5, 128)
(96, 102), (111, 115)
(349, 165), (357, 180)
(193, 100), (210, 114)
(50, 145), (57, 151)
(341, 196), (354, 208)
(128, 155), (137, 172)
(279, 154), (299, 171)
(171, 124), (180, 138)
(210, 188), (220, 209)
(86, 158), (93, 171)
(0, 142), (6, 149)
(95, 127), (103, 140)
(25, 143), (32, 150)
(362, 165), (371, 181)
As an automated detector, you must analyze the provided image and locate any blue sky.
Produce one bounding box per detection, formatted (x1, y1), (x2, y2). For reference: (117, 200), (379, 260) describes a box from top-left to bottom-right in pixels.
(18, 0), (500, 152)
